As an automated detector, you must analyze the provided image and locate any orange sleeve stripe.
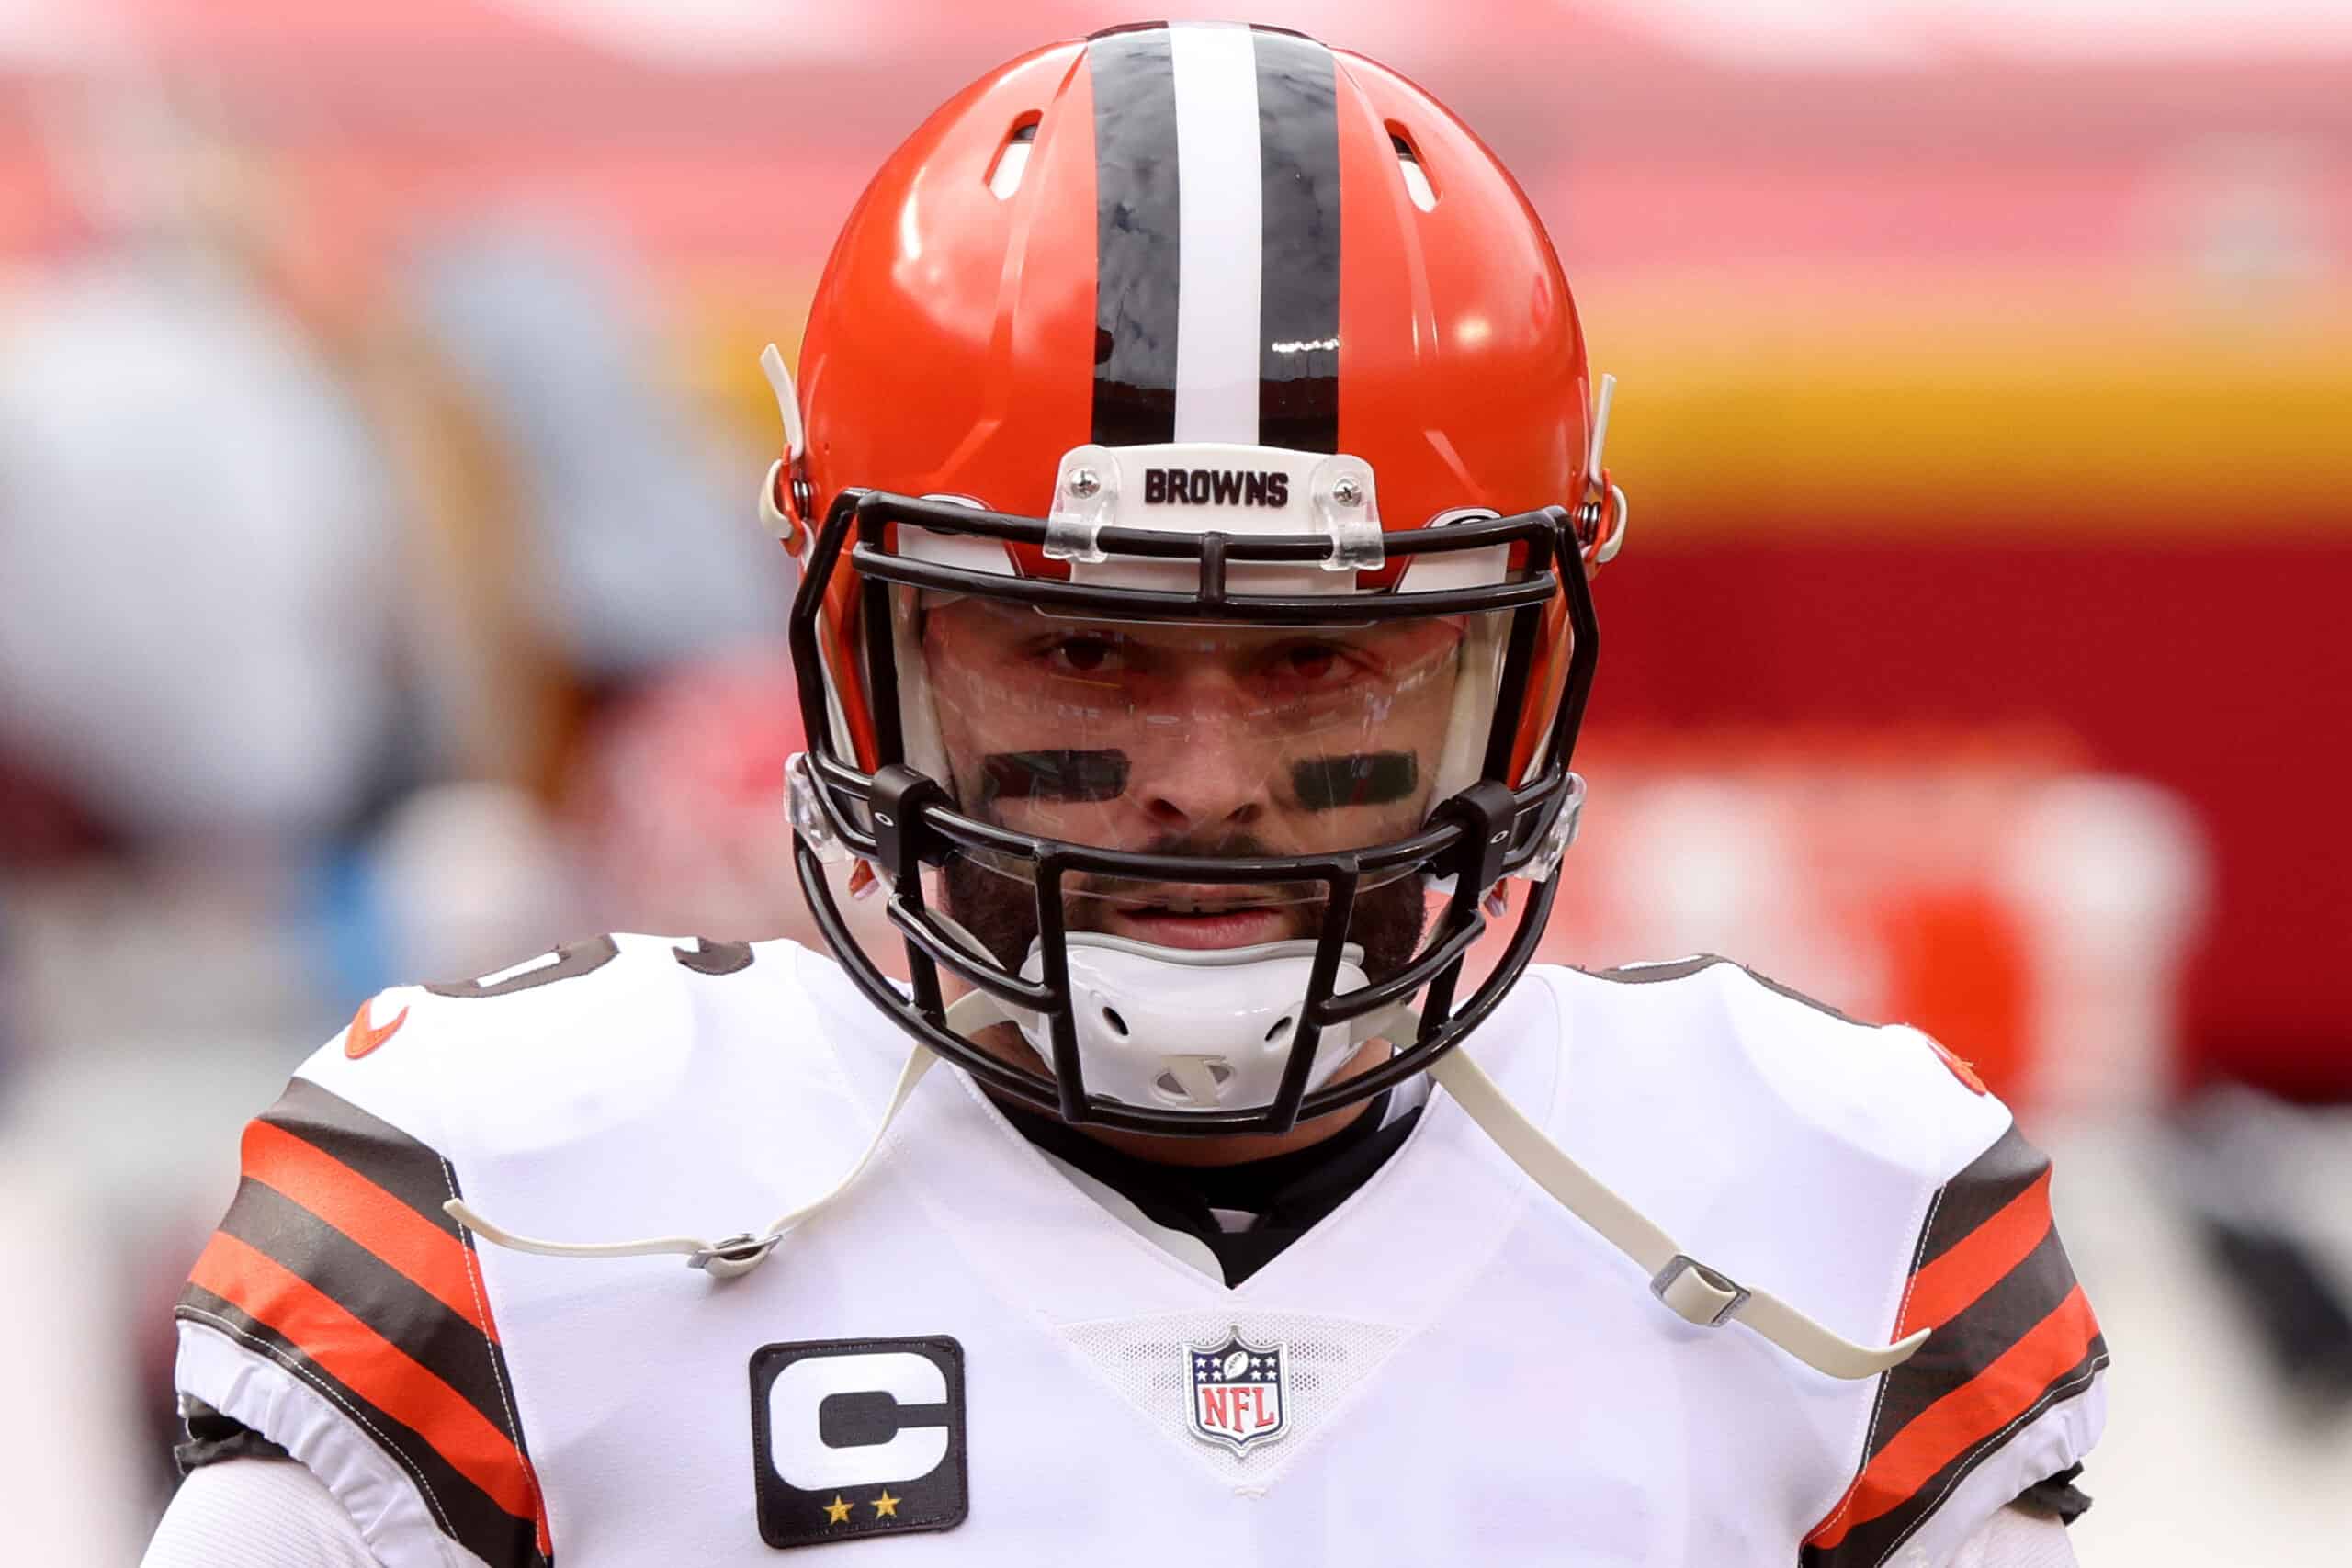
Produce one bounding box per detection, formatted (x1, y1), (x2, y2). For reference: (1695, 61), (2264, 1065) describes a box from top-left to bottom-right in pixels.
(1809, 1283), (2101, 1549)
(1898, 1166), (2054, 1335)
(190, 1229), (540, 1524)
(239, 1119), (494, 1342)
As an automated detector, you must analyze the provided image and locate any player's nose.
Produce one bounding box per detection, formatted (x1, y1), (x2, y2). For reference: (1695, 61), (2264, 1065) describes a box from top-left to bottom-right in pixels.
(1132, 676), (1273, 834)
(1136, 746), (1271, 834)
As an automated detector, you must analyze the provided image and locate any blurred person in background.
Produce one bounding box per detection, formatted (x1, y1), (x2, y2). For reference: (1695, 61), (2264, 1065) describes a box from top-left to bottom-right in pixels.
(0, 68), (402, 864)
(139, 23), (2101, 1567)
(0, 52), (800, 990)
(0, 43), (803, 1551)
(0, 62), (410, 1550)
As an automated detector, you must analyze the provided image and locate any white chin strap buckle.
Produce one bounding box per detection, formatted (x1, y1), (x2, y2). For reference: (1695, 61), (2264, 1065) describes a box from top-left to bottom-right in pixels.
(1012, 933), (1372, 1111)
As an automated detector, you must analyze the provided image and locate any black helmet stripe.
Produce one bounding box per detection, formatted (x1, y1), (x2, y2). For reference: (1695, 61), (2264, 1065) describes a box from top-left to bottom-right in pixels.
(1086, 24), (1342, 453)
(1088, 25), (1182, 446)
(1250, 28), (1341, 455)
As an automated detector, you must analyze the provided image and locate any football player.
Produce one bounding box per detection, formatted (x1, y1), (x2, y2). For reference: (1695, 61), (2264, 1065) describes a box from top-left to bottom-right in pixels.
(141, 23), (2105, 1567)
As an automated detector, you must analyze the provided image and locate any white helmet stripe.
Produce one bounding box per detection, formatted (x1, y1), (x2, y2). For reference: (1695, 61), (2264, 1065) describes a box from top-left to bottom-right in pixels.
(1169, 22), (1266, 445)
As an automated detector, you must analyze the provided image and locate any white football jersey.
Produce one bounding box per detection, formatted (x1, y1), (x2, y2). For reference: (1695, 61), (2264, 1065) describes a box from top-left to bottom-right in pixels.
(172, 935), (2104, 1568)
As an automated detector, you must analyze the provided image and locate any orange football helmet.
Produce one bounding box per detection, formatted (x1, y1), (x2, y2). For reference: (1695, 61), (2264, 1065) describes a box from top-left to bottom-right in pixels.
(774, 22), (1621, 1135)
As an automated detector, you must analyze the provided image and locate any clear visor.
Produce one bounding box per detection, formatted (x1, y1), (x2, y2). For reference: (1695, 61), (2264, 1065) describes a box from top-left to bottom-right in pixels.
(905, 591), (1507, 943)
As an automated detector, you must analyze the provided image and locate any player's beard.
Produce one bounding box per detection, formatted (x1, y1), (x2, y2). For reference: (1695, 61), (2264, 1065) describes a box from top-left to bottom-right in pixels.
(940, 841), (1430, 987)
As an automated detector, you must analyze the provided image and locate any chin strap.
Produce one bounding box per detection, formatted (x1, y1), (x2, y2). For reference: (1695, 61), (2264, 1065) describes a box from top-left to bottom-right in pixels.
(444, 1043), (937, 1281)
(1426, 1044), (1927, 1381)
(942, 989), (1009, 1036)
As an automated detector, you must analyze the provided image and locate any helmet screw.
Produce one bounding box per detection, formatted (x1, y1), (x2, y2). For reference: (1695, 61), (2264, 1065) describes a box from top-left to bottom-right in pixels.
(1331, 476), (1363, 508)
(1067, 468), (1102, 499)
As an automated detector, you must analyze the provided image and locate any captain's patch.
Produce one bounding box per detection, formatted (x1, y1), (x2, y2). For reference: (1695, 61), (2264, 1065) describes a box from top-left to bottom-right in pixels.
(749, 1337), (967, 1551)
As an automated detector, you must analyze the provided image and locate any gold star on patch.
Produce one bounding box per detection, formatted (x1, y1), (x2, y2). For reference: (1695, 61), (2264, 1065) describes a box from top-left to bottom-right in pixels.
(871, 1490), (900, 1519)
(822, 1495), (853, 1525)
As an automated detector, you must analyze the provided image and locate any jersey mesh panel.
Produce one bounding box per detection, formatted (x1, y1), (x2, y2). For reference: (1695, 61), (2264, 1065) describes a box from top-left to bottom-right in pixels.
(1058, 1310), (1409, 1485)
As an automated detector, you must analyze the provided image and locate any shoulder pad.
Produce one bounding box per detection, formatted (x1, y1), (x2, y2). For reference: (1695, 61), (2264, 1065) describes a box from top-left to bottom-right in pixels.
(1537, 959), (2106, 1564)
(1559, 954), (2009, 1184)
(175, 1062), (553, 1567)
(1800, 1120), (2108, 1566)
(170, 933), (814, 1568)
(294, 934), (806, 1157)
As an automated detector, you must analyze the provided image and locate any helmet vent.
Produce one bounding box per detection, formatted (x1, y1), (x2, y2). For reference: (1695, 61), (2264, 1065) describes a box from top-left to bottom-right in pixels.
(988, 117), (1041, 199)
(1265, 1017), (1295, 1043)
(1101, 1005), (1130, 1037)
(1387, 125), (1438, 212)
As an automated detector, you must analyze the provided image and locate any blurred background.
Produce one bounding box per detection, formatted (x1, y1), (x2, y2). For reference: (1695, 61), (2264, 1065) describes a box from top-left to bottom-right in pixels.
(1, 1), (2346, 1562)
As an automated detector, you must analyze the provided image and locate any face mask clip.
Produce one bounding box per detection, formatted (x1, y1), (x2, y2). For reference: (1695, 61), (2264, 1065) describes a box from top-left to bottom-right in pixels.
(867, 763), (947, 886)
(1305, 454), (1385, 571)
(1430, 778), (1522, 898)
(1044, 446), (1118, 564)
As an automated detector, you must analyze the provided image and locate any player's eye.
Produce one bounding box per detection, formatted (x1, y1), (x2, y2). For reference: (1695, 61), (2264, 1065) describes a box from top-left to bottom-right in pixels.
(1266, 640), (1359, 686)
(1040, 634), (1125, 676)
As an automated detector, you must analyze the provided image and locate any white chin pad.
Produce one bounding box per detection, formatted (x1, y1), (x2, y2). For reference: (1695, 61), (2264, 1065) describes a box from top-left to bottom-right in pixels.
(1015, 934), (1370, 1111)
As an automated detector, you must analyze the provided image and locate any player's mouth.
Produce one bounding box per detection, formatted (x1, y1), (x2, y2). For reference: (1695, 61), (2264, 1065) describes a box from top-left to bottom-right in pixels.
(1100, 891), (1299, 950)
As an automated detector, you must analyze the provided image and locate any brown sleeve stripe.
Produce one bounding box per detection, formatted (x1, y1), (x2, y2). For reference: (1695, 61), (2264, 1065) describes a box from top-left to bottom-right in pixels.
(1899, 1165), (2053, 1338)
(178, 1276), (549, 1568)
(217, 1179), (518, 1436)
(1912, 1125), (2047, 1270)
(187, 1229), (546, 1529)
(259, 1077), (464, 1236)
(1804, 1291), (2106, 1562)
(239, 1119), (491, 1337)
(183, 1080), (552, 1565)
(1869, 1222), (2082, 1455)
(1802, 1123), (2106, 1565)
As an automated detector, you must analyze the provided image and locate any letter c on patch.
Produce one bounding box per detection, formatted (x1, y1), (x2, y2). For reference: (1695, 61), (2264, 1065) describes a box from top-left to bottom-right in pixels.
(767, 1350), (950, 1490)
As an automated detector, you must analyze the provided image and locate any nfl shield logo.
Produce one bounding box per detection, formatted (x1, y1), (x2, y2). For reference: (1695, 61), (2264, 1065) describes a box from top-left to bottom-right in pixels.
(1185, 1328), (1289, 1454)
